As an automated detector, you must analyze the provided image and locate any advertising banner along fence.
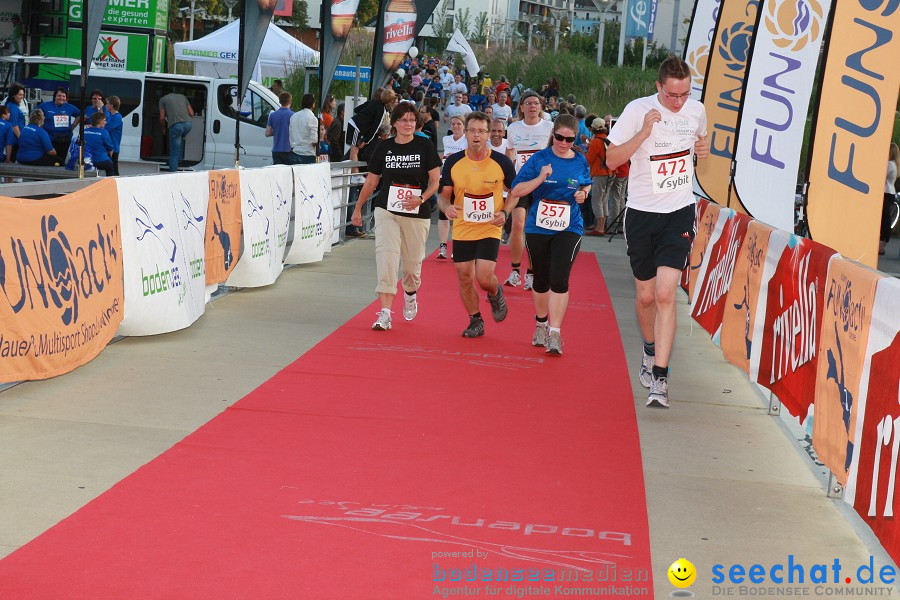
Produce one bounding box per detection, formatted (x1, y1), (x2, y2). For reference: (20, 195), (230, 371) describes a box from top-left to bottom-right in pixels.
(205, 170), (243, 286)
(732, 0), (833, 231)
(686, 199), (722, 301)
(285, 163), (334, 264)
(115, 173), (210, 337)
(683, 0), (724, 102)
(225, 166), (294, 288)
(0, 180), (123, 382)
(804, 0), (900, 268)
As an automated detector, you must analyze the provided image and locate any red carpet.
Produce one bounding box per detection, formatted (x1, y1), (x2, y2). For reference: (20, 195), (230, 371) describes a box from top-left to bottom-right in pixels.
(0, 248), (652, 599)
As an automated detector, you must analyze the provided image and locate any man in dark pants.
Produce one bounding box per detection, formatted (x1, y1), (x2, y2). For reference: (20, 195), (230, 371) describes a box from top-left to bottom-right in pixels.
(159, 91), (194, 172)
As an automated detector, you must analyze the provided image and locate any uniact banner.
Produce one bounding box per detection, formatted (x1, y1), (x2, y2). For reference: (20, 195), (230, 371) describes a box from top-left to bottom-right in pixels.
(844, 277), (900, 565)
(685, 200), (722, 301)
(690, 209), (752, 339)
(0, 180), (123, 382)
(683, 0), (724, 101)
(225, 166), (294, 288)
(813, 258), (883, 485)
(804, 0), (900, 268)
(751, 233), (835, 422)
(625, 0), (659, 40)
(115, 173), (209, 337)
(732, 0), (832, 231)
(694, 0), (762, 206)
(205, 170), (243, 286)
(720, 219), (775, 375)
(285, 163), (334, 265)
(320, 0), (361, 108)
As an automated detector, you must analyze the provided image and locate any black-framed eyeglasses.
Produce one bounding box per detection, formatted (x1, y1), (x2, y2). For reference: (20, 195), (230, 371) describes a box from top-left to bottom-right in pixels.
(553, 133), (576, 143)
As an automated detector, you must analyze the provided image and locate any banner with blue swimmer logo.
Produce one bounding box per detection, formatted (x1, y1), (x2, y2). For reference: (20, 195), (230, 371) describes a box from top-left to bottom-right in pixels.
(0, 179), (123, 382)
(683, 0), (723, 102)
(285, 163), (334, 265)
(813, 257), (883, 486)
(115, 173), (209, 337)
(225, 166), (293, 288)
(205, 170), (243, 286)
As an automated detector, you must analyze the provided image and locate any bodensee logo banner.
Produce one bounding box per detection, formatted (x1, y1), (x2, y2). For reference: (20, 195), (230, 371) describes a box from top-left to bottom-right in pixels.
(805, 0), (900, 267)
(285, 163), (334, 265)
(205, 170), (243, 286)
(695, 0), (761, 206)
(0, 179), (123, 382)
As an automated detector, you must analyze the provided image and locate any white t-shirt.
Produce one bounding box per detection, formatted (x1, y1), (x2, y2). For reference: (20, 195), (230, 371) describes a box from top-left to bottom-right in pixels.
(441, 72), (455, 88)
(442, 134), (468, 158)
(445, 103), (472, 122)
(506, 119), (553, 172)
(450, 82), (468, 96)
(492, 103), (512, 124)
(607, 93), (707, 213)
(489, 138), (510, 153)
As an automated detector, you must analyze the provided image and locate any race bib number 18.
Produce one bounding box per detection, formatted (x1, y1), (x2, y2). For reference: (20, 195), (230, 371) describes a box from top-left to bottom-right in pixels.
(536, 199), (570, 231)
(650, 149), (692, 194)
(387, 184), (420, 214)
(463, 192), (495, 223)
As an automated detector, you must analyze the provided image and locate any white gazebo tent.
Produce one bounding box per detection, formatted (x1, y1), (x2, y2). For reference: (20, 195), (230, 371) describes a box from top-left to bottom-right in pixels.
(173, 20), (318, 83)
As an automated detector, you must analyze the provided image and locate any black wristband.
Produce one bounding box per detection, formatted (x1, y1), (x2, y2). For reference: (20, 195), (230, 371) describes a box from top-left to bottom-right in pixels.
(503, 210), (511, 220)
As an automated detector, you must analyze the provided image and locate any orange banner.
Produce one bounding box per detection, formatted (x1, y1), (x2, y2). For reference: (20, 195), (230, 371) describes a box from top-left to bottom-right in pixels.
(682, 197), (712, 291)
(686, 201), (721, 301)
(813, 258), (883, 485)
(205, 170), (243, 285)
(0, 179), (123, 381)
(806, 0), (900, 268)
(694, 0), (761, 208)
(720, 219), (774, 374)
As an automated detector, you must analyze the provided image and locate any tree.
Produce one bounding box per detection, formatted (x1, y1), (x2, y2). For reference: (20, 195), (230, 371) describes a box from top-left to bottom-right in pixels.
(472, 11), (489, 44)
(356, 0), (379, 27)
(430, 0), (454, 51)
(290, 0), (309, 30)
(456, 7), (471, 37)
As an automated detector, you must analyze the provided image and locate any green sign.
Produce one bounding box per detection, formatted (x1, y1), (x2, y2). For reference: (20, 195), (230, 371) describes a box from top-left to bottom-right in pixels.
(68, 0), (168, 31)
(41, 29), (150, 73)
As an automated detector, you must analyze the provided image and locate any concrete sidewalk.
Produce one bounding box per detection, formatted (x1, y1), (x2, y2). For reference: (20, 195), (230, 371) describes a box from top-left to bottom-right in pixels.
(0, 227), (895, 598)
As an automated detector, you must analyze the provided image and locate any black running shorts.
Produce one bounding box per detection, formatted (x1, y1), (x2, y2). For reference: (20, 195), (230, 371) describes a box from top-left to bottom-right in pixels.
(624, 204), (696, 281)
(452, 238), (501, 263)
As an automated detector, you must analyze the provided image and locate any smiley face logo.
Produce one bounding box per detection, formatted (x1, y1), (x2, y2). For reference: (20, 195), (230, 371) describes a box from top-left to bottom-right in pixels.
(668, 558), (697, 588)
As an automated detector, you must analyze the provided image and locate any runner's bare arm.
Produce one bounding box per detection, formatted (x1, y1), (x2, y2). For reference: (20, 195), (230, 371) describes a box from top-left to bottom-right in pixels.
(438, 184), (458, 219)
(350, 173), (381, 227)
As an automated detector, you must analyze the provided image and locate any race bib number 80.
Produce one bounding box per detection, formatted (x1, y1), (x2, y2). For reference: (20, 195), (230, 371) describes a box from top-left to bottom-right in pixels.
(536, 199), (570, 231)
(650, 149), (692, 194)
(387, 184), (420, 214)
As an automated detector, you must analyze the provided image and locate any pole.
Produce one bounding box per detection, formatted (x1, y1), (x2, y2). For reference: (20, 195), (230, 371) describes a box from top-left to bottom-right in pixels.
(527, 21), (533, 53)
(641, 36), (648, 70)
(596, 21), (604, 66)
(354, 54), (361, 100)
(617, 0), (627, 66)
(671, 0), (681, 54)
(78, 0), (88, 179)
(189, 0), (195, 41)
(234, 11), (245, 167)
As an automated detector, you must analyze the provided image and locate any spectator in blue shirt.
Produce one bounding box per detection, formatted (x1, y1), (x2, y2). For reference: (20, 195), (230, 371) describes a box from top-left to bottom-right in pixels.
(83, 112), (115, 175)
(0, 106), (14, 162)
(468, 84), (485, 112)
(17, 109), (59, 166)
(575, 105), (591, 151)
(4, 84), (27, 160)
(84, 89), (110, 121)
(38, 87), (81, 158)
(265, 91), (294, 165)
(105, 95), (123, 175)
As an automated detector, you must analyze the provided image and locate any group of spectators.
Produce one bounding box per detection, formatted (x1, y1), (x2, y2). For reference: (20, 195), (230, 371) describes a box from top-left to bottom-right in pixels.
(265, 90), (347, 165)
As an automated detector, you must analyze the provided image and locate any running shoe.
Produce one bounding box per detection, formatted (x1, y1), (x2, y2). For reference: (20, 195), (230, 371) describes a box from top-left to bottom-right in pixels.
(532, 321), (549, 347)
(487, 287), (508, 322)
(403, 294), (417, 321)
(462, 315), (485, 338)
(545, 330), (563, 356)
(504, 271), (521, 287)
(523, 273), (534, 291)
(501, 229), (510, 244)
(437, 245), (448, 259)
(372, 311), (392, 331)
(647, 374), (669, 408)
(639, 351), (655, 389)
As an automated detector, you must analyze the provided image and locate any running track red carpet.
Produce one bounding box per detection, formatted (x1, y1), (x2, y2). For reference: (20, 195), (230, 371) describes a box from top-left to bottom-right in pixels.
(0, 248), (652, 599)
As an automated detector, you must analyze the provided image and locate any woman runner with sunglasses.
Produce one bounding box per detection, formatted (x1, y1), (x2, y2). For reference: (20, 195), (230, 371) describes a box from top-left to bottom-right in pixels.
(509, 114), (592, 356)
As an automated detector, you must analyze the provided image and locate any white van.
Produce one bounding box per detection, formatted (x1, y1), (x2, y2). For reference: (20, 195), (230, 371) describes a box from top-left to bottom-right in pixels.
(69, 69), (280, 171)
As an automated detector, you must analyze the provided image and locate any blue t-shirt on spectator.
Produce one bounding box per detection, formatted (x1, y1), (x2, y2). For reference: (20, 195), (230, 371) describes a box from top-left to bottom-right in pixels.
(577, 119), (591, 152)
(83, 127), (114, 163)
(0, 119), (14, 160)
(17, 124), (54, 162)
(266, 107), (293, 153)
(5, 103), (25, 144)
(37, 101), (80, 142)
(106, 112), (123, 153)
(512, 146), (592, 236)
(468, 94), (486, 112)
(84, 105), (110, 121)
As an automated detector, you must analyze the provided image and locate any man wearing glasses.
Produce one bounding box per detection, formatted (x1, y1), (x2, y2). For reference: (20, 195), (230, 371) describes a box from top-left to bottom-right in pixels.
(438, 112), (517, 338)
(606, 55), (710, 409)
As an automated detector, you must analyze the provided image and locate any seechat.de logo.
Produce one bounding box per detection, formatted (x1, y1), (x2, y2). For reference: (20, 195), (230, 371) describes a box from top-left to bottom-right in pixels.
(764, 0), (826, 52)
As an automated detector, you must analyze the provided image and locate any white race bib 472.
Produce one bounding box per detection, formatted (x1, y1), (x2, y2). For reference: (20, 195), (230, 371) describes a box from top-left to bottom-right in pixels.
(650, 149), (693, 194)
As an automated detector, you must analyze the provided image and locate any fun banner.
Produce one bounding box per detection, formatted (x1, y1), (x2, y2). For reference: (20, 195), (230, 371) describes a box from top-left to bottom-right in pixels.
(0, 180), (123, 382)
(683, 0), (724, 101)
(813, 258), (883, 485)
(681, 197), (713, 291)
(751, 233), (836, 422)
(116, 173), (209, 336)
(686, 200), (722, 301)
(225, 166), (294, 288)
(690, 209), (752, 339)
(720, 219), (775, 374)
(732, 0), (832, 230)
(321, 0), (361, 109)
(205, 170), (243, 287)
(844, 277), (900, 565)
(694, 0), (762, 206)
(804, 0), (900, 268)
(285, 163), (334, 265)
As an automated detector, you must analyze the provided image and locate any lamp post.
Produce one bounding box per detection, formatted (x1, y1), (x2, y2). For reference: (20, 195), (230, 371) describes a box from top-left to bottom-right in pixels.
(223, 0), (238, 23)
(189, 0), (195, 40)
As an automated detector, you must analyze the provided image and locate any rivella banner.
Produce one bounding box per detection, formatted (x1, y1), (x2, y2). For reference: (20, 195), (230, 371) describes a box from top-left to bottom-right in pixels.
(285, 163), (334, 264)
(116, 173), (209, 336)
(205, 170), (243, 286)
(371, 0), (441, 92)
(805, 0), (900, 268)
(0, 180), (123, 382)
(732, 0), (833, 231)
(694, 0), (761, 206)
(685, 200), (722, 301)
(225, 166), (293, 288)
(813, 258), (883, 486)
(683, 0), (724, 102)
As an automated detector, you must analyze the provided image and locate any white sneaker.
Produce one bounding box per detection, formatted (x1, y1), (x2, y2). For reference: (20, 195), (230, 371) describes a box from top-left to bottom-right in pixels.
(523, 273), (534, 291)
(403, 293), (417, 321)
(372, 310), (392, 331)
(532, 321), (549, 347)
(639, 351), (654, 389)
(504, 271), (521, 287)
(647, 375), (669, 408)
(545, 330), (563, 355)
(437, 245), (448, 259)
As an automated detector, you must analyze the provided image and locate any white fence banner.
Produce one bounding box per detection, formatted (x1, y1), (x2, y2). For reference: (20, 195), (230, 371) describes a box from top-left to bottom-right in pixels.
(115, 172), (209, 336)
(226, 166), (294, 288)
(683, 0), (723, 101)
(286, 163), (334, 264)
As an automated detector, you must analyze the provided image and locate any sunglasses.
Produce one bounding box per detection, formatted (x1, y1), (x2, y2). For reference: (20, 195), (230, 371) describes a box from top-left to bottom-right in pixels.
(553, 133), (576, 143)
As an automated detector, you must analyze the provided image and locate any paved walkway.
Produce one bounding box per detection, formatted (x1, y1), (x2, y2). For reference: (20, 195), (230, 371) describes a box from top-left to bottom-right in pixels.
(0, 225), (896, 598)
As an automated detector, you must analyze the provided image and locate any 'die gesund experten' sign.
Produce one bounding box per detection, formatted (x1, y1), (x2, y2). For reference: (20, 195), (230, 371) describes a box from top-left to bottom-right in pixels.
(68, 0), (169, 31)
